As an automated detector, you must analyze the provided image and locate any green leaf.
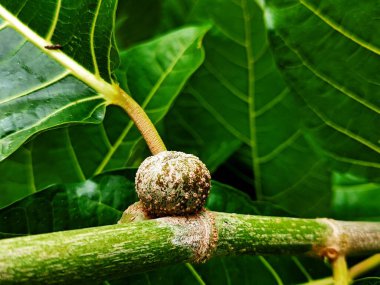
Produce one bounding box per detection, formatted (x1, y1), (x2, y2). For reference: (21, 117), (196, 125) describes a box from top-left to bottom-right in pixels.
(164, 92), (242, 172)
(353, 277), (380, 284)
(332, 173), (380, 221)
(265, 0), (380, 179)
(0, 172), (137, 239)
(0, 0), (119, 160)
(0, 26), (208, 208)
(115, 0), (162, 48)
(158, 0), (200, 33)
(163, 0), (331, 216)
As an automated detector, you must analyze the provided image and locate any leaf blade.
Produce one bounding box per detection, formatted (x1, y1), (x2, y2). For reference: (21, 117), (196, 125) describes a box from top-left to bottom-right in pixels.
(173, 0), (332, 216)
(265, 0), (380, 178)
(0, 1), (119, 160)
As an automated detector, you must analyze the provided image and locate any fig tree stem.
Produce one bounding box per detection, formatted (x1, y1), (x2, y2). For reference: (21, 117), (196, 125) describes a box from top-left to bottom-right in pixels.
(113, 87), (166, 154)
(1, 212), (380, 284)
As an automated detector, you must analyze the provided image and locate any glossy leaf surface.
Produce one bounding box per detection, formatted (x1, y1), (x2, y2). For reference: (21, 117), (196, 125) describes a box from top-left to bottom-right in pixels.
(265, 0), (380, 179)
(0, 0), (119, 160)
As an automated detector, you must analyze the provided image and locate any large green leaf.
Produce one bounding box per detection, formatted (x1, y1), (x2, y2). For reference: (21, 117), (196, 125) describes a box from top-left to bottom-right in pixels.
(1, 0), (119, 80)
(159, 0), (331, 216)
(115, 0), (163, 49)
(332, 173), (380, 221)
(265, 0), (380, 179)
(164, 92), (242, 172)
(0, 26), (208, 208)
(0, 172), (137, 239)
(0, 0), (119, 160)
(0, 175), (329, 284)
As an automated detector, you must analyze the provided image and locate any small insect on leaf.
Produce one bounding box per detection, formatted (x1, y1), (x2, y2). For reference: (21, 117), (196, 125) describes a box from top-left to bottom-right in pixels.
(44, 44), (62, 50)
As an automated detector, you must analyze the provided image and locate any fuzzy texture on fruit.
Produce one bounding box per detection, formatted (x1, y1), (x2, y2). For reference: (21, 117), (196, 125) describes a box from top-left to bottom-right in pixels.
(135, 151), (211, 217)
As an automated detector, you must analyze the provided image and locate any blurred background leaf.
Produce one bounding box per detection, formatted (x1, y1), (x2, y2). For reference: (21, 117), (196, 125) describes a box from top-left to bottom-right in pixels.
(332, 173), (380, 221)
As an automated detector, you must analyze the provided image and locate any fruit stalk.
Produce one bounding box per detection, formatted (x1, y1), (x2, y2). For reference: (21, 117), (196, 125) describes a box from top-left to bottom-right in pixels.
(113, 87), (166, 155)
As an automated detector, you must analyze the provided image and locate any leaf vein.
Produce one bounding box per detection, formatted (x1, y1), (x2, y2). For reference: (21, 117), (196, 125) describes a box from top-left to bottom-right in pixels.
(185, 263), (206, 285)
(214, 23), (245, 47)
(64, 128), (86, 181)
(241, 0), (262, 198)
(307, 103), (380, 154)
(45, 0), (61, 41)
(190, 88), (251, 145)
(99, 124), (112, 149)
(0, 22), (7, 30)
(291, 257), (313, 281)
(89, 0), (102, 77)
(172, 109), (205, 145)
(26, 146), (36, 194)
(1, 95), (103, 141)
(258, 131), (301, 163)
(258, 256), (284, 285)
(300, 0), (380, 56)
(0, 5), (117, 98)
(267, 160), (325, 200)
(256, 88), (288, 117)
(324, 151), (380, 169)
(204, 62), (248, 102)
(0, 71), (70, 105)
(279, 34), (380, 115)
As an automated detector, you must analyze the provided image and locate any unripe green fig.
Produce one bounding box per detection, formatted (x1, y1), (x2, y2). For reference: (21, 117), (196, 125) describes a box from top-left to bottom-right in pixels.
(135, 151), (211, 217)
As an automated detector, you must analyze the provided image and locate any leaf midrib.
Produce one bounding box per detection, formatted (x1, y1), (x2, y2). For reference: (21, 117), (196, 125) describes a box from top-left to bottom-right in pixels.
(0, 4), (118, 101)
(276, 34), (380, 155)
(276, 31), (380, 115)
(240, 0), (262, 198)
(299, 0), (380, 56)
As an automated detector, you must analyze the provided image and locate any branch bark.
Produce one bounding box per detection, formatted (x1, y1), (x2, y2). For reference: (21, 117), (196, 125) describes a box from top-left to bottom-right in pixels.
(1, 212), (379, 284)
